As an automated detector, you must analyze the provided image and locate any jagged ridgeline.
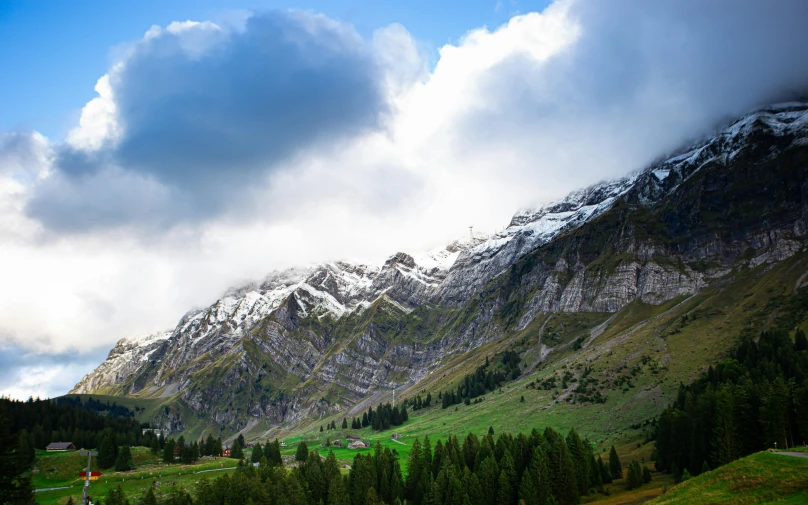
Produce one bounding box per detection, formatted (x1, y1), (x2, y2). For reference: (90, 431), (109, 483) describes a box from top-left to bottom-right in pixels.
(69, 102), (808, 440)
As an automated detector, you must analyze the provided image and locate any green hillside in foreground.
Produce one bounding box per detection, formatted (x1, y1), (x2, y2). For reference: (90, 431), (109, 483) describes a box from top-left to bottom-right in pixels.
(31, 448), (238, 505)
(649, 451), (808, 505)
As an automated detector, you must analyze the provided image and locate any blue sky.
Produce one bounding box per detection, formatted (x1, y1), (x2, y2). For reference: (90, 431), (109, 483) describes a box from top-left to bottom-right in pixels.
(1, 0), (807, 399)
(0, 0), (548, 138)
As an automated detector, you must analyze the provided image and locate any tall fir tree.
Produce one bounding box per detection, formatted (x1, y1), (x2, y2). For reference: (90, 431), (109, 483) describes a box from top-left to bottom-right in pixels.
(163, 439), (176, 463)
(0, 402), (33, 505)
(609, 446), (622, 480)
(97, 432), (117, 469)
(114, 445), (133, 471)
(296, 441), (309, 461)
(252, 442), (264, 463)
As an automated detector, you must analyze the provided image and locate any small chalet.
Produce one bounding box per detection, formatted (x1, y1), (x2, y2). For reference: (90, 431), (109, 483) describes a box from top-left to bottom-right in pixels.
(346, 434), (361, 441)
(391, 433), (402, 440)
(223, 448), (232, 457)
(332, 440), (344, 448)
(347, 441), (368, 450)
(46, 442), (76, 452)
(280, 441), (287, 447)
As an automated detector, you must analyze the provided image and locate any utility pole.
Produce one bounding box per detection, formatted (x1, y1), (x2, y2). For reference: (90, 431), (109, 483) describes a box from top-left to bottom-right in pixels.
(80, 450), (98, 505)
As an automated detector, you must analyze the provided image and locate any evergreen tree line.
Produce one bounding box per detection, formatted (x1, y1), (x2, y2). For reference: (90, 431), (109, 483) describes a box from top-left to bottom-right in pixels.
(1, 396), (156, 467)
(55, 396), (138, 418)
(82, 427), (652, 505)
(441, 352), (521, 409)
(654, 329), (808, 480)
(342, 402), (409, 431)
(161, 433), (226, 464)
(405, 392), (432, 411)
(0, 401), (34, 505)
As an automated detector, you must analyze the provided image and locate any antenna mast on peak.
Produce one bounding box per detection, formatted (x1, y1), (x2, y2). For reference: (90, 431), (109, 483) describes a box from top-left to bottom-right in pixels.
(469, 226), (474, 241)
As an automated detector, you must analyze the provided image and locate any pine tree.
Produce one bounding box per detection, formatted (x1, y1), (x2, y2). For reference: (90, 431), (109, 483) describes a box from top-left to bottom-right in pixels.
(104, 484), (127, 505)
(98, 433), (117, 468)
(265, 439), (282, 466)
(114, 445), (133, 471)
(141, 486), (158, 505)
(518, 465), (538, 505)
(150, 435), (161, 455)
(566, 428), (590, 496)
(795, 328), (808, 352)
(598, 456), (612, 484)
(163, 439), (176, 463)
(231, 439), (244, 460)
(643, 466), (653, 483)
(342, 418), (348, 429)
(496, 470), (512, 505)
(0, 402), (33, 504)
(252, 442), (263, 463)
(479, 456), (500, 505)
(328, 473), (350, 505)
(711, 386), (739, 466)
(544, 427), (579, 505)
(760, 376), (790, 449)
(609, 446), (622, 480)
(296, 441), (309, 461)
(626, 461), (642, 490)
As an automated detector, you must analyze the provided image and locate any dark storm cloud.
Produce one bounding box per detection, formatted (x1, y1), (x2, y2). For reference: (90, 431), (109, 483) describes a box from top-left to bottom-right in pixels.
(26, 11), (388, 231)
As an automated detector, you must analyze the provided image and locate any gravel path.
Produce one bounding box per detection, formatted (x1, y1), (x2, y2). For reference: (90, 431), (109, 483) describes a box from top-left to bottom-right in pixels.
(773, 451), (808, 459)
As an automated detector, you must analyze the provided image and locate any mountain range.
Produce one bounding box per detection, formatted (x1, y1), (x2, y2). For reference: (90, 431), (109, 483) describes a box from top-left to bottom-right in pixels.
(71, 101), (808, 442)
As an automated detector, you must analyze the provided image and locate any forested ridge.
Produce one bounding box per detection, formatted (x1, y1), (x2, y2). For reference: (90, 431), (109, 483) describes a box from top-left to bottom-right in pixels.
(0, 396), (153, 458)
(654, 328), (808, 478)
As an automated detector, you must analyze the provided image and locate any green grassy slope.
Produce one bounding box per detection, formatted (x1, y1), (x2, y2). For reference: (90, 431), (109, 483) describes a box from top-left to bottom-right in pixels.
(648, 451), (808, 505)
(31, 448), (238, 505)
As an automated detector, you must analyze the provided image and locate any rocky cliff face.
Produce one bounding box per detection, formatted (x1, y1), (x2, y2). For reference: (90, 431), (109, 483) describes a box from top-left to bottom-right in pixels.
(72, 102), (808, 436)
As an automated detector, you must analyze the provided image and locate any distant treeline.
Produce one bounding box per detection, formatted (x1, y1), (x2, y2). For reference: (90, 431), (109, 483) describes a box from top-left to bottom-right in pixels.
(159, 433), (226, 465)
(406, 391), (432, 411)
(1, 396), (154, 461)
(441, 352), (521, 409)
(324, 402), (409, 432)
(654, 329), (808, 479)
(92, 426), (649, 505)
